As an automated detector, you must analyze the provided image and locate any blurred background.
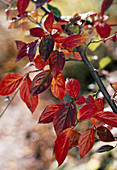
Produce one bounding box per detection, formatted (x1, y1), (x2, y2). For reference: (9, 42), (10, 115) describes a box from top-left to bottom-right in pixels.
(0, 0), (117, 169)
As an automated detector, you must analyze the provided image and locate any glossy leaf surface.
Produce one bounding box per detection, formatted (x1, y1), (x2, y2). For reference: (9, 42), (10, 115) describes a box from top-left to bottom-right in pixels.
(39, 36), (54, 62)
(20, 76), (38, 113)
(49, 50), (65, 78)
(30, 70), (52, 97)
(53, 102), (77, 136)
(0, 73), (23, 96)
(51, 74), (65, 100)
(78, 128), (95, 158)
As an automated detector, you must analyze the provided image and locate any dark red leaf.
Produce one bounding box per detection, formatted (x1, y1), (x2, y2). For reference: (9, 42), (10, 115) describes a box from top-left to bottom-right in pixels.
(33, 55), (45, 70)
(49, 50), (65, 78)
(15, 40), (26, 51)
(94, 111), (117, 127)
(16, 43), (28, 62)
(52, 33), (66, 43)
(30, 27), (46, 37)
(112, 32), (117, 42)
(96, 21), (111, 38)
(52, 20), (69, 32)
(95, 98), (104, 111)
(65, 78), (80, 99)
(44, 10), (54, 33)
(75, 96), (85, 105)
(39, 102), (64, 123)
(78, 128), (95, 158)
(17, 0), (30, 16)
(30, 70), (52, 97)
(86, 95), (95, 105)
(61, 34), (88, 50)
(0, 73), (23, 96)
(101, 0), (114, 16)
(96, 126), (115, 142)
(96, 145), (115, 153)
(20, 75), (38, 113)
(53, 102), (77, 136)
(39, 36), (55, 62)
(51, 73), (65, 100)
(35, 0), (52, 9)
(69, 130), (81, 150)
(54, 127), (73, 166)
(77, 104), (97, 121)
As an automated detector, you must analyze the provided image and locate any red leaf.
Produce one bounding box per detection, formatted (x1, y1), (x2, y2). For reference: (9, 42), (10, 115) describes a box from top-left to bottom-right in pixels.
(94, 111), (117, 127)
(39, 36), (55, 62)
(65, 78), (80, 99)
(54, 127), (73, 166)
(95, 98), (104, 111)
(72, 52), (82, 60)
(78, 128), (95, 158)
(0, 73), (23, 96)
(112, 32), (117, 42)
(96, 21), (111, 38)
(30, 70), (52, 97)
(86, 95), (95, 105)
(39, 102), (64, 123)
(61, 34), (88, 50)
(17, 0), (30, 16)
(35, 0), (52, 9)
(52, 34), (66, 43)
(53, 102), (77, 136)
(33, 55), (45, 70)
(15, 41), (26, 51)
(20, 75), (38, 113)
(77, 104), (97, 121)
(44, 10), (54, 33)
(52, 20), (69, 32)
(101, 0), (114, 16)
(16, 43), (28, 62)
(51, 73), (65, 100)
(49, 50), (65, 78)
(30, 27), (46, 37)
(75, 96), (85, 105)
(96, 126), (115, 142)
(69, 130), (81, 150)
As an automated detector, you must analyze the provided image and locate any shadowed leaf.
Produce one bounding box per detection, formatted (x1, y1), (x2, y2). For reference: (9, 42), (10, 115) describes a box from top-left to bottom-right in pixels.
(101, 0), (113, 16)
(47, 4), (61, 17)
(17, 0), (30, 16)
(44, 10), (54, 33)
(69, 130), (81, 150)
(96, 145), (115, 153)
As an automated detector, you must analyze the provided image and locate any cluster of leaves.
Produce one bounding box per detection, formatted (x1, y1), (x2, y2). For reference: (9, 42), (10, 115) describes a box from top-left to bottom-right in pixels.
(0, 0), (117, 167)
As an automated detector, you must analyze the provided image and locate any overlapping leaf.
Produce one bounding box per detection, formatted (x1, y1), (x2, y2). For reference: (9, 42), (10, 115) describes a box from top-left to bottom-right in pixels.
(96, 126), (115, 142)
(51, 73), (65, 100)
(44, 10), (54, 33)
(49, 50), (65, 78)
(33, 55), (45, 70)
(35, 0), (52, 9)
(78, 128), (95, 158)
(61, 34), (88, 50)
(65, 78), (80, 99)
(30, 70), (52, 97)
(101, 0), (113, 16)
(30, 27), (46, 37)
(69, 130), (81, 150)
(39, 102), (65, 123)
(17, 0), (30, 16)
(20, 75), (38, 113)
(39, 36), (55, 62)
(53, 102), (77, 136)
(94, 111), (117, 127)
(0, 73), (23, 96)
(54, 128), (73, 166)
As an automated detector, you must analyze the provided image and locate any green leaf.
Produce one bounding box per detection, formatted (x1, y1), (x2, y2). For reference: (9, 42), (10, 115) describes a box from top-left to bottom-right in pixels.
(99, 56), (111, 69)
(47, 4), (61, 17)
(88, 38), (102, 51)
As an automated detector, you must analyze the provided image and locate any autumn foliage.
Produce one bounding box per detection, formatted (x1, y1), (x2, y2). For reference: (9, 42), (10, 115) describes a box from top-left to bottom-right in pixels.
(0, 0), (117, 167)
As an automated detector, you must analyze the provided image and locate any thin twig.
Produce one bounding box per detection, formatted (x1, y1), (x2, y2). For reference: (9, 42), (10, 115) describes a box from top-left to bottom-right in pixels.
(0, 88), (20, 118)
(65, 58), (82, 62)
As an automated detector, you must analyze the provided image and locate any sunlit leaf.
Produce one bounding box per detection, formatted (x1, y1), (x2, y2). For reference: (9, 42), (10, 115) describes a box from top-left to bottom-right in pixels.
(94, 98), (104, 112)
(20, 75), (38, 113)
(96, 126), (115, 142)
(51, 73), (65, 100)
(54, 127), (73, 166)
(96, 21), (111, 38)
(17, 0), (30, 16)
(52, 33), (66, 43)
(77, 104), (97, 121)
(49, 50), (65, 78)
(44, 10), (54, 33)
(99, 56), (111, 69)
(61, 34), (88, 50)
(0, 73), (23, 96)
(39, 36), (55, 62)
(39, 102), (64, 123)
(33, 55), (45, 70)
(53, 102), (77, 136)
(75, 96), (85, 105)
(30, 27), (46, 37)
(96, 145), (115, 153)
(78, 128), (95, 158)
(30, 70), (53, 97)
(94, 111), (117, 127)
(72, 52), (82, 60)
(101, 0), (114, 16)
(65, 78), (80, 100)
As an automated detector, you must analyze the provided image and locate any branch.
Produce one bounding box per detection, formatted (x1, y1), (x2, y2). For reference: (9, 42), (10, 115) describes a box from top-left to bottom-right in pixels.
(41, 6), (117, 113)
